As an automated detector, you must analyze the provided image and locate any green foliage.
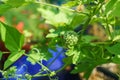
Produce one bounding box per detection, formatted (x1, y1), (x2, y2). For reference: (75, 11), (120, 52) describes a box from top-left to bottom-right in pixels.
(2, 66), (17, 79)
(0, 22), (24, 52)
(70, 13), (88, 28)
(0, 21), (25, 70)
(5, 0), (26, 7)
(27, 48), (46, 64)
(0, 4), (12, 14)
(104, 0), (120, 18)
(37, 3), (74, 26)
(0, 0), (120, 79)
(4, 50), (25, 70)
(62, 1), (78, 8)
(104, 0), (117, 14)
(106, 42), (120, 54)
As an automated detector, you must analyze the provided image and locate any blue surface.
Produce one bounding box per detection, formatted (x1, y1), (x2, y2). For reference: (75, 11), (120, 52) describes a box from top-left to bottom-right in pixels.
(0, 46), (66, 80)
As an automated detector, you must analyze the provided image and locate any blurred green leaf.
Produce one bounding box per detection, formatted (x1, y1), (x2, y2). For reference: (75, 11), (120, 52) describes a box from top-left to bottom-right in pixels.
(62, 1), (77, 8)
(0, 4), (12, 14)
(105, 0), (117, 14)
(112, 56), (120, 64)
(71, 63), (89, 74)
(63, 56), (72, 65)
(46, 33), (58, 38)
(6, 0), (26, 7)
(4, 50), (25, 70)
(0, 22), (24, 52)
(111, 1), (120, 17)
(70, 13), (88, 28)
(106, 42), (120, 54)
(81, 35), (98, 43)
(37, 4), (74, 26)
(27, 49), (45, 64)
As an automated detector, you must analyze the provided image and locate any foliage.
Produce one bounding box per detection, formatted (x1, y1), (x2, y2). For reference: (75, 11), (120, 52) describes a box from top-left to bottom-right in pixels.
(0, 0), (120, 80)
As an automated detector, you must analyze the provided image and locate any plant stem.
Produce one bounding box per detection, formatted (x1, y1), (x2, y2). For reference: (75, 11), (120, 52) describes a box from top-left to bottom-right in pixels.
(36, 1), (88, 15)
(78, 2), (104, 36)
(2, 52), (10, 54)
(23, 53), (51, 72)
(32, 73), (48, 78)
(105, 16), (112, 40)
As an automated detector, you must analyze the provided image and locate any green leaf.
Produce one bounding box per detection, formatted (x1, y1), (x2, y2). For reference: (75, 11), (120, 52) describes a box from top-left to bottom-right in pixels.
(112, 56), (120, 64)
(46, 33), (58, 38)
(106, 43), (120, 54)
(71, 62), (90, 74)
(0, 51), (3, 60)
(37, 4), (74, 26)
(111, 1), (120, 17)
(63, 56), (73, 66)
(70, 13), (88, 28)
(0, 22), (24, 52)
(62, 1), (77, 8)
(4, 50), (25, 70)
(27, 51), (44, 65)
(71, 59), (97, 79)
(105, 0), (117, 14)
(6, 0), (26, 7)
(0, 4), (12, 14)
(81, 35), (98, 43)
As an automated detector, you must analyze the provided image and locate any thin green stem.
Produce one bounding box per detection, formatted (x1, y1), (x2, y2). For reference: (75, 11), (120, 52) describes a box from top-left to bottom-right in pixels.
(32, 73), (48, 78)
(105, 16), (112, 40)
(36, 1), (88, 16)
(24, 53), (51, 72)
(1, 52), (10, 54)
(79, 2), (104, 36)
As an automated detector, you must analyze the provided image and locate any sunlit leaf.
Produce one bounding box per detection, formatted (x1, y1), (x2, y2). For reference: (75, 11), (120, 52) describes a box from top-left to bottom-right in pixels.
(0, 22), (24, 52)
(37, 4), (74, 26)
(111, 1), (120, 17)
(62, 1), (77, 8)
(46, 33), (58, 38)
(4, 50), (25, 70)
(105, 0), (117, 13)
(70, 13), (88, 28)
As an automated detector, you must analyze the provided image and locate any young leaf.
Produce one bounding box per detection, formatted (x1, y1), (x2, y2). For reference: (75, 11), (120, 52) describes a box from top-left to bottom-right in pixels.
(0, 22), (24, 52)
(4, 50), (25, 70)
